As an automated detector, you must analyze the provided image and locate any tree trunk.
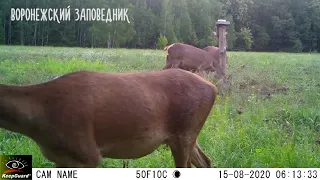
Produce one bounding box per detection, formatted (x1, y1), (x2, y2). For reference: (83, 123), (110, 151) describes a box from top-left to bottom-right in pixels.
(20, 23), (24, 45)
(108, 32), (111, 48)
(41, 22), (44, 46)
(78, 23), (81, 46)
(3, 12), (6, 45)
(33, 23), (37, 46)
(8, 0), (12, 45)
(46, 21), (49, 45)
(91, 31), (94, 48)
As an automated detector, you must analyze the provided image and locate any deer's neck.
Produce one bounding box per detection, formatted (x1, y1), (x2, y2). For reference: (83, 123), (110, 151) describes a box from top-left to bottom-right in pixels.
(0, 84), (43, 138)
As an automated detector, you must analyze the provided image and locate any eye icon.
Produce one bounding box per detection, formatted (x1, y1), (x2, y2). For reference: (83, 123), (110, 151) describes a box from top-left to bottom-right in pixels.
(5, 160), (25, 170)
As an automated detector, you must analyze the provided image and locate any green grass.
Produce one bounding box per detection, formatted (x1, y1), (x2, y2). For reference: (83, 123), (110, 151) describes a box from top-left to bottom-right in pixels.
(0, 45), (320, 168)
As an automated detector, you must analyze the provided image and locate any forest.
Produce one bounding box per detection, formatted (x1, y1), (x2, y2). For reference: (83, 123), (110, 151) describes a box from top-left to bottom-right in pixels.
(1, 0), (320, 52)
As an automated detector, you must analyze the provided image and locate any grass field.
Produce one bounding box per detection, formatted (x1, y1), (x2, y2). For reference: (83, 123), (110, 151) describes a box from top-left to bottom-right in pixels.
(0, 45), (320, 168)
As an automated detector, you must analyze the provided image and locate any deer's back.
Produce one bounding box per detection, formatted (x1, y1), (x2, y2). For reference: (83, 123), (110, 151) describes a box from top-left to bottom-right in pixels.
(168, 43), (213, 67)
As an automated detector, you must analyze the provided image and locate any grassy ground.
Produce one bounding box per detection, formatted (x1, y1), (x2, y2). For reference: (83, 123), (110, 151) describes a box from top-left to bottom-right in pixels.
(0, 45), (320, 168)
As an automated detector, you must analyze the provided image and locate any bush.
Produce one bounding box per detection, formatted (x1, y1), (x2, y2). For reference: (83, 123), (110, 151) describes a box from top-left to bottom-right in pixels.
(156, 34), (168, 49)
(293, 39), (303, 52)
(235, 27), (253, 51)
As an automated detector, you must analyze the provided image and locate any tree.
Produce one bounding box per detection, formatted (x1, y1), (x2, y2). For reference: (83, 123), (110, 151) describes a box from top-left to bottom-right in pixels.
(172, 0), (197, 45)
(293, 39), (303, 52)
(0, 15), (4, 44)
(235, 27), (253, 51)
(0, 0), (319, 52)
(160, 0), (176, 44)
(131, 0), (157, 48)
(226, 14), (236, 50)
(156, 33), (168, 49)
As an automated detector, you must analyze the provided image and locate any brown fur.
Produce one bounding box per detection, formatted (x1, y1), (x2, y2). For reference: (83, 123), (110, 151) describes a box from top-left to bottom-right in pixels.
(163, 43), (224, 78)
(203, 46), (220, 62)
(0, 69), (217, 168)
(203, 46), (229, 68)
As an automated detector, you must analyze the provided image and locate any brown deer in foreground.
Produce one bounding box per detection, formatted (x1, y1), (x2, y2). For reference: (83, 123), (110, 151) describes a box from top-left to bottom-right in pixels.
(0, 69), (217, 168)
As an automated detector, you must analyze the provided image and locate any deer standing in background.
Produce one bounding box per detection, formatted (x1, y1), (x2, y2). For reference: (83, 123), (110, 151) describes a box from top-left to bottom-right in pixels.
(163, 43), (225, 79)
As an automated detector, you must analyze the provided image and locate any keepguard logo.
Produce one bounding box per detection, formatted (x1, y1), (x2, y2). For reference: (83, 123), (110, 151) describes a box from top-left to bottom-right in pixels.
(0, 155), (32, 180)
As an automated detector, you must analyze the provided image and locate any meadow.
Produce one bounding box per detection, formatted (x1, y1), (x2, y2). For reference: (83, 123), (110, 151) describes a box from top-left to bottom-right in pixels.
(0, 45), (320, 168)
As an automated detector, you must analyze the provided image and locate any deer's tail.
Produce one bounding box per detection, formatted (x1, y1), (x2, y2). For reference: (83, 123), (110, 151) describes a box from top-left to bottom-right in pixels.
(163, 46), (169, 51)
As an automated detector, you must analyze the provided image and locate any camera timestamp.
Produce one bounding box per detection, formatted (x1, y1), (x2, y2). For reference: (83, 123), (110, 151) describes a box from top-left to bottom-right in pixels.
(219, 169), (319, 179)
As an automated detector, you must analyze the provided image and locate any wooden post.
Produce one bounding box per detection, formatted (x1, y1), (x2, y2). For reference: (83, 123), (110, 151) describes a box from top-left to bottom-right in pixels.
(216, 19), (230, 75)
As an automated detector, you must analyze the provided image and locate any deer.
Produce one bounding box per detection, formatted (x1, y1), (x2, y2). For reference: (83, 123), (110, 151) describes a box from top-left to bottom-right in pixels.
(203, 45), (229, 70)
(0, 68), (218, 168)
(203, 46), (219, 63)
(163, 43), (225, 79)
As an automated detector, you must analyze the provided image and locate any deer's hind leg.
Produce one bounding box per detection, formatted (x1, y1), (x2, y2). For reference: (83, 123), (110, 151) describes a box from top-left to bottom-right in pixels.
(168, 137), (192, 168)
(123, 160), (129, 168)
(190, 141), (211, 168)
